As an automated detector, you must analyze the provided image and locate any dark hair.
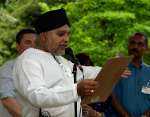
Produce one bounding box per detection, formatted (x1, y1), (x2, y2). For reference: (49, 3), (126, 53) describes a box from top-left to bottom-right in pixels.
(16, 28), (36, 44)
(76, 53), (94, 66)
(129, 32), (148, 46)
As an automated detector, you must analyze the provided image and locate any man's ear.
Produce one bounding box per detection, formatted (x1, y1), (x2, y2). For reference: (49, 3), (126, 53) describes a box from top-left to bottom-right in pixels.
(16, 43), (20, 53)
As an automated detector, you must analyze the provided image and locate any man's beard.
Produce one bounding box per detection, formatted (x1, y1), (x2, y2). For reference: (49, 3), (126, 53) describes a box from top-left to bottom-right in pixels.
(53, 49), (65, 56)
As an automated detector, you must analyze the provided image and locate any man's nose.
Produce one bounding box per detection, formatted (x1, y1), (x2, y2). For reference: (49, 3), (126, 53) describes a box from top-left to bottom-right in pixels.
(133, 43), (138, 48)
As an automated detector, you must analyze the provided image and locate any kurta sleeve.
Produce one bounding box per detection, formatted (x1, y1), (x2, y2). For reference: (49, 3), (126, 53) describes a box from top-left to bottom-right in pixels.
(0, 61), (16, 99)
(82, 66), (101, 79)
(0, 77), (15, 99)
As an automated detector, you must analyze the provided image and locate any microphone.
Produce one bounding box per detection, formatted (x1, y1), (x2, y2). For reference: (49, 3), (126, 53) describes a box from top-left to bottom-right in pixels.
(72, 63), (77, 82)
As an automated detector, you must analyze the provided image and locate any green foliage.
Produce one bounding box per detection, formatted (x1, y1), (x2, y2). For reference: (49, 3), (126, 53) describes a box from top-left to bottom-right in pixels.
(64, 0), (150, 65)
(0, 0), (40, 65)
(1, 0), (150, 66)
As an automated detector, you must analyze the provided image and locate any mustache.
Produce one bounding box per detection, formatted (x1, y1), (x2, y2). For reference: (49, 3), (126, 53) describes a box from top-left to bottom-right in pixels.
(130, 48), (139, 53)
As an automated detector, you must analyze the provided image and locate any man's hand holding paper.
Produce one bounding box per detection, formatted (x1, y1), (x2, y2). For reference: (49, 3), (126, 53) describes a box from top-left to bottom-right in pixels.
(77, 79), (98, 96)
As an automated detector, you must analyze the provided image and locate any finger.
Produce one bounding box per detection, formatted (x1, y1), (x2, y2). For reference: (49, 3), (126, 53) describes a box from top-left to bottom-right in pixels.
(121, 70), (131, 78)
(121, 72), (131, 78)
(90, 89), (95, 93)
(83, 111), (88, 116)
(88, 80), (98, 86)
(86, 86), (97, 93)
(124, 70), (131, 74)
(84, 90), (95, 96)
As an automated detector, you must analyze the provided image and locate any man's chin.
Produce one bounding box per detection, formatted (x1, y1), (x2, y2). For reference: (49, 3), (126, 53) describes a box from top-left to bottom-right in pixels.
(55, 50), (65, 56)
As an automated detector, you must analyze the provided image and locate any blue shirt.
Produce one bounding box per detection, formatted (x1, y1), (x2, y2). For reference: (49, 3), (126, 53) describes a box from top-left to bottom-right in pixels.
(0, 60), (16, 98)
(113, 63), (150, 116)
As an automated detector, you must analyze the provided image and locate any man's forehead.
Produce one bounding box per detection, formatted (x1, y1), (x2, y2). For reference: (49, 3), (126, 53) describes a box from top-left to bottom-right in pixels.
(22, 33), (36, 40)
(130, 35), (145, 41)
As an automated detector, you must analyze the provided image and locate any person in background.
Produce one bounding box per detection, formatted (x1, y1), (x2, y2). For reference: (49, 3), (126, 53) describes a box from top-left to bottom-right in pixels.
(76, 53), (94, 66)
(112, 32), (150, 117)
(0, 28), (37, 117)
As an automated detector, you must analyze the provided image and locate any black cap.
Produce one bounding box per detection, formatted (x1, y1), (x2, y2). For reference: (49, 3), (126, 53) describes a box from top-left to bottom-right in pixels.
(34, 8), (70, 34)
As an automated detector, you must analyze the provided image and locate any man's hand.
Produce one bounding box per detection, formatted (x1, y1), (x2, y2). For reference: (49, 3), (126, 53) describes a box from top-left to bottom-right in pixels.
(143, 108), (150, 117)
(121, 68), (131, 78)
(77, 79), (98, 96)
(82, 104), (103, 117)
(1, 97), (21, 117)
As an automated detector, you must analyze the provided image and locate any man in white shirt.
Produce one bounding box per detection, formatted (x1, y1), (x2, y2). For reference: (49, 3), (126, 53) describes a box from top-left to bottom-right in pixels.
(0, 28), (36, 117)
(13, 8), (130, 117)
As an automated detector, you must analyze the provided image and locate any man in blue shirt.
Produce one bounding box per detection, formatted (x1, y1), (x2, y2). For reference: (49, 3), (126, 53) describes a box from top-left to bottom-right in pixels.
(112, 32), (150, 117)
(0, 28), (36, 117)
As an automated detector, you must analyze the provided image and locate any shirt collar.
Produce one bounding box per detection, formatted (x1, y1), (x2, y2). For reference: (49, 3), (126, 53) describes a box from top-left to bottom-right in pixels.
(129, 61), (144, 69)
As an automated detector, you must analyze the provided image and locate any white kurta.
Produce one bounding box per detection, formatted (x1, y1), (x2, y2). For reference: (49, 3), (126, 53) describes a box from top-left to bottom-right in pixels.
(13, 48), (100, 117)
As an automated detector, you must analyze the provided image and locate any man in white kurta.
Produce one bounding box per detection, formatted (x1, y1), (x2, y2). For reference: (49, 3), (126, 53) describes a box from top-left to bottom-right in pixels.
(13, 48), (100, 117)
(13, 8), (101, 117)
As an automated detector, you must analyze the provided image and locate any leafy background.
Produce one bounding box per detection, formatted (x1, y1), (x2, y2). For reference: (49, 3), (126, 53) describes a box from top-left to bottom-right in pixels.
(0, 0), (150, 66)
